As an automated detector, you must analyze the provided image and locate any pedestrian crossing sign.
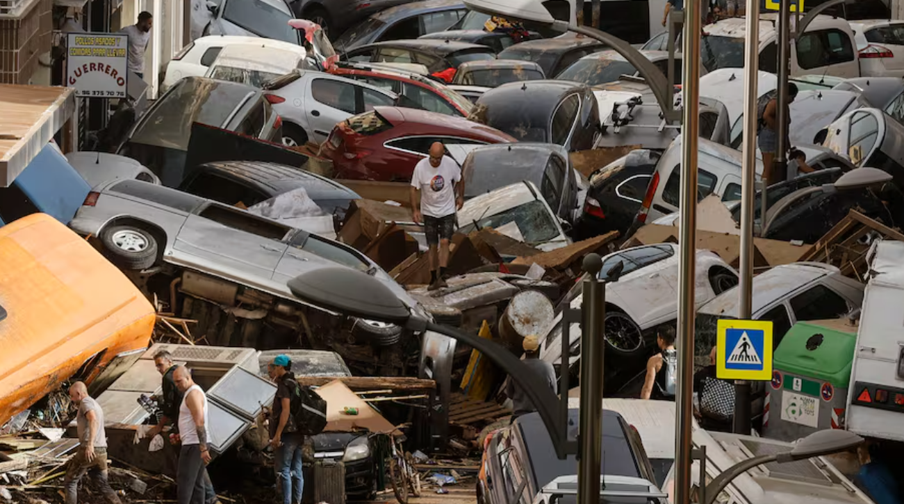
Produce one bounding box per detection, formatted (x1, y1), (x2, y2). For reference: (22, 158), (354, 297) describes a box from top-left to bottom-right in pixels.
(716, 319), (773, 380)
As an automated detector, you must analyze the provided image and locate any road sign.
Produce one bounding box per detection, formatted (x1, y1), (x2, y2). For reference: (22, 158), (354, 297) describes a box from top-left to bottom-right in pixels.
(716, 319), (773, 380)
(764, 0), (804, 12)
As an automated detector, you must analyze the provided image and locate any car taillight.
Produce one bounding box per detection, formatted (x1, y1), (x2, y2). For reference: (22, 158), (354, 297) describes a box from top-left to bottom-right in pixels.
(355, 2), (371, 9)
(273, 114), (283, 129)
(265, 93), (286, 104)
(860, 44), (894, 59)
(637, 171), (660, 224)
(84, 191), (100, 207)
(583, 197), (605, 219)
(343, 148), (372, 160)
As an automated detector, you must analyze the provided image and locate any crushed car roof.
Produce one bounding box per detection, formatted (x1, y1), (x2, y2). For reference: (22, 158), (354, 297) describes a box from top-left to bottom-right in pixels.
(699, 263), (838, 317)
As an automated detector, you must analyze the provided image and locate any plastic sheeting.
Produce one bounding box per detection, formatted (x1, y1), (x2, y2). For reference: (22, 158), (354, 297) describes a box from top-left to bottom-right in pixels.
(247, 187), (337, 238)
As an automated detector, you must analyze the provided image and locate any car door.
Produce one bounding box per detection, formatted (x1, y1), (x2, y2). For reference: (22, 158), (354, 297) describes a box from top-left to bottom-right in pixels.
(787, 282), (854, 324)
(607, 245), (678, 326)
(550, 93), (581, 149)
(305, 77), (361, 141)
(794, 28), (859, 78)
(174, 202), (289, 281)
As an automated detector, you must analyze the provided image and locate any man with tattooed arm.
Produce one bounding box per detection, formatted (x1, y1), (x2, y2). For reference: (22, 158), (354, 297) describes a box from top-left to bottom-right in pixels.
(173, 366), (213, 504)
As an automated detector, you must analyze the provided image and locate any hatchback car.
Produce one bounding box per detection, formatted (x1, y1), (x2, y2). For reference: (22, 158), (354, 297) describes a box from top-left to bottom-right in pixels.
(478, 409), (658, 504)
(119, 77), (281, 187)
(556, 49), (693, 86)
(262, 69), (398, 146)
(474, 80), (599, 152)
(321, 106), (516, 181)
(333, 0), (467, 51)
(851, 20), (904, 78)
(461, 143), (585, 226)
(204, 43), (307, 88)
(195, 0), (299, 44)
(451, 59), (546, 88)
(496, 36), (608, 79)
(821, 107), (904, 187)
(343, 39), (496, 80)
(419, 29), (539, 54)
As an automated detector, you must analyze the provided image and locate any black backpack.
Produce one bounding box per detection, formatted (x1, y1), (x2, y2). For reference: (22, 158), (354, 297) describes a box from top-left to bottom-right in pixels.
(756, 90), (777, 133)
(286, 378), (328, 436)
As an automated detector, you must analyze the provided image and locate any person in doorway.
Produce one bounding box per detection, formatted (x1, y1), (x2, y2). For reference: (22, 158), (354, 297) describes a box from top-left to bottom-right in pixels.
(641, 327), (677, 400)
(759, 83), (799, 186)
(173, 366), (213, 504)
(505, 335), (556, 424)
(410, 142), (464, 291)
(120, 11), (152, 80)
(268, 355), (304, 504)
(148, 351), (220, 504)
(64, 382), (122, 504)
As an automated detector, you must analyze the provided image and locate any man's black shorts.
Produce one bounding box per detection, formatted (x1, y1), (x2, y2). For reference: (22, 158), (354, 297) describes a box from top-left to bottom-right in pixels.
(423, 214), (455, 246)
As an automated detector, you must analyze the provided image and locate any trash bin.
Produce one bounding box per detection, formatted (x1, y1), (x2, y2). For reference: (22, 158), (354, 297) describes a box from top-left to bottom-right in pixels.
(764, 319), (857, 441)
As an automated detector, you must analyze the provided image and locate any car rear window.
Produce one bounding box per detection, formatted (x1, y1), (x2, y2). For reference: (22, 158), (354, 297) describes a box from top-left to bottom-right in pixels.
(448, 49), (496, 67)
(222, 0), (297, 43)
(458, 68), (545, 87)
(556, 58), (637, 85)
(346, 110), (393, 135)
(110, 179), (205, 213)
(130, 79), (255, 151)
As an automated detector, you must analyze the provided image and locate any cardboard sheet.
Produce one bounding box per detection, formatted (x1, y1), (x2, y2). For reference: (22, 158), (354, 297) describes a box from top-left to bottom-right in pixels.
(316, 380), (397, 434)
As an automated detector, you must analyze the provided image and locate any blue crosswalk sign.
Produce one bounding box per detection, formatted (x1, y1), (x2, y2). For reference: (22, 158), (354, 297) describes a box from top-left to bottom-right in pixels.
(717, 319), (773, 380)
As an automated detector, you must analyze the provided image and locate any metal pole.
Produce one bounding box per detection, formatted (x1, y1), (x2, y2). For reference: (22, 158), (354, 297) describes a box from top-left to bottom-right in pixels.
(591, 0), (600, 30)
(734, 0), (760, 436)
(578, 254), (605, 504)
(675, 0), (701, 501)
(775, 0), (791, 188)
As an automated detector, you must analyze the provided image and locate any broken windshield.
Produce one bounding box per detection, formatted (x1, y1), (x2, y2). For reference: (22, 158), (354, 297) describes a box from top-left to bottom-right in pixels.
(458, 200), (560, 244)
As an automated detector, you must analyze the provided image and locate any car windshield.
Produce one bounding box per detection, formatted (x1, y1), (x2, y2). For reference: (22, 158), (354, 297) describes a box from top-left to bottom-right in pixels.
(499, 47), (560, 76)
(209, 66), (283, 88)
(448, 50), (496, 67)
(458, 68), (545, 87)
(130, 79), (254, 150)
(459, 11), (491, 30)
(334, 17), (385, 49)
(700, 34), (745, 71)
(222, 0), (297, 43)
(556, 58), (637, 86)
(458, 200), (560, 244)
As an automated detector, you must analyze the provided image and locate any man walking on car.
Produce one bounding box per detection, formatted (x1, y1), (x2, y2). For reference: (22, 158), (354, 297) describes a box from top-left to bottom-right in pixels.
(268, 355), (304, 504)
(410, 142), (464, 291)
(64, 382), (122, 504)
(173, 366), (213, 504)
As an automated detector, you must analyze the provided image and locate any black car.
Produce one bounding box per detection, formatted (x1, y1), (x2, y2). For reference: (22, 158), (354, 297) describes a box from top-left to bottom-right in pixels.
(419, 29), (540, 54)
(343, 39), (496, 76)
(497, 36), (607, 78)
(478, 409), (657, 504)
(178, 161), (361, 224)
(474, 80), (599, 152)
(462, 143), (585, 226)
(333, 0), (466, 51)
(576, 149), (661, 240)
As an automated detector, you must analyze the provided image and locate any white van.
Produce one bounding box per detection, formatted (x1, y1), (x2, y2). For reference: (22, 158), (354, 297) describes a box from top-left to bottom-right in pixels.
(634, 136), (763, 225)
(846, 240), (904, 442)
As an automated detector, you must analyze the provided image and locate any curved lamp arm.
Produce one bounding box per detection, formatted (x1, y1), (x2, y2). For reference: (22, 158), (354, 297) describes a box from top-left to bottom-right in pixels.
(795, 0), (849, 40)
(703, 454), (776, 504)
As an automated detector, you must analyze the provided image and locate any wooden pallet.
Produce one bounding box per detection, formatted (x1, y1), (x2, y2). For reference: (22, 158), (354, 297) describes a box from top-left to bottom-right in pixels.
(799, 210), (904, 281)
(448, 393), (510, 425)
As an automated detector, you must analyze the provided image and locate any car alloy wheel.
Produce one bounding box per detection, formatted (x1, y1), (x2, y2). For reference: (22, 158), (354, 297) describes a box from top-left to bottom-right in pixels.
(112, 229), (149, 252)
(604, 311), (644, 354)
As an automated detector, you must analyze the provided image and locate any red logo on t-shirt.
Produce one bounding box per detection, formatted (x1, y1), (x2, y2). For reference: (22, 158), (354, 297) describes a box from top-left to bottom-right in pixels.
(430, 175), (445, 192)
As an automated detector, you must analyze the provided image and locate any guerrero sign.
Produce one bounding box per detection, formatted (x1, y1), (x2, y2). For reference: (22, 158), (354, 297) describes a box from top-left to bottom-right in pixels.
(67, 33), (129, 98)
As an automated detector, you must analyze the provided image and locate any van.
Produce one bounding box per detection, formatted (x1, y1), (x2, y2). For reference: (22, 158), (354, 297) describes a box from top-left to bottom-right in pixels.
(0, 214), (155, 426)
(634, 136), (763, 225)
(846, 240), (904, 442)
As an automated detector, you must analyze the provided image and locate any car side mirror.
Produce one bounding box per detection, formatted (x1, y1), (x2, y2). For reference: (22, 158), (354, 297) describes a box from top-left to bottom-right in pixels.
(205, 1), (219, 15)
(605, 260), (625, 283)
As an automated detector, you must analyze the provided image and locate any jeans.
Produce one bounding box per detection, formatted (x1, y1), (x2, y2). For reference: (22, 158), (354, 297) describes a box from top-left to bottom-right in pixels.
(64, 447), (122, 504)
(178, 444), (212, 504)
(275, 434), (304, 504)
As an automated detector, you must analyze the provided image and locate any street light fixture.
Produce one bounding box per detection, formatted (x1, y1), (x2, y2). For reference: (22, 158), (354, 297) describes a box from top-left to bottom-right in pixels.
(703, 430), (864, 504)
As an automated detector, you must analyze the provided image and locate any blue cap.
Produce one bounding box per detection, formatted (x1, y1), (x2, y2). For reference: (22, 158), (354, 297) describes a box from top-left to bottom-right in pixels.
(273, 354), (291, 367)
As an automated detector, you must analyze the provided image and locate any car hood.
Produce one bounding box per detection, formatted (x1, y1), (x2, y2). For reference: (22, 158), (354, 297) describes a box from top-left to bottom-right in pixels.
(311, 432), (363, 452)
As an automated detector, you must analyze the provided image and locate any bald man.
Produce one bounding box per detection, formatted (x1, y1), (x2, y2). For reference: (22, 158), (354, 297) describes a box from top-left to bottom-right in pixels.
(410, 142), (464, 290)
(65, 382), (121, 504)
(173, 366), (213, 504)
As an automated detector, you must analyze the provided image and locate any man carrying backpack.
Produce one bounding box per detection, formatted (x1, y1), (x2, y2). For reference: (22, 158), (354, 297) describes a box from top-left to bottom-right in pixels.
(758, 83), (799, 186)
(268, 355), (304, 504)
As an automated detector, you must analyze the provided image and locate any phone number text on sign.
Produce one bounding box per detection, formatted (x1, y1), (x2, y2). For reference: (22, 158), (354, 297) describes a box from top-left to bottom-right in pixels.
(67, 32), (129, 99)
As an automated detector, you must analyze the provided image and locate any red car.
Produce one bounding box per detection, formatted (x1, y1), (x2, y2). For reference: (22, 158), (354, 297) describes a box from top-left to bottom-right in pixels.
(327, 63), (474, 118)
(321, 106), (516, 181)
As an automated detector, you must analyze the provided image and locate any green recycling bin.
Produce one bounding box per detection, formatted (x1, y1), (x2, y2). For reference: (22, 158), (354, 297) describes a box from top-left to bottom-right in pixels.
(764, 319), (857, 441)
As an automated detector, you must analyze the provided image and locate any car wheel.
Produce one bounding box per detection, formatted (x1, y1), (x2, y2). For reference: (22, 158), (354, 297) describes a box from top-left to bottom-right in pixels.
(604, 310), (644, 356)
(709, 267), (739, 295)
(305, 6), (332, 38)
(100, 225), (158, 270)
(281, 123), (308, 148)
(352, 318), (402, 346)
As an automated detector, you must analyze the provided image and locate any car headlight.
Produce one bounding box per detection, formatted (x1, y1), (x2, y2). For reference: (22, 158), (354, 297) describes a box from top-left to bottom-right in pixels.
(342, 436), (370, 462)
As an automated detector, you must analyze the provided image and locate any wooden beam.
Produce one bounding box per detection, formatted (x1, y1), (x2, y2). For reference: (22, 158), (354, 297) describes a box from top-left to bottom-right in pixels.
(294, 376), (435, 391)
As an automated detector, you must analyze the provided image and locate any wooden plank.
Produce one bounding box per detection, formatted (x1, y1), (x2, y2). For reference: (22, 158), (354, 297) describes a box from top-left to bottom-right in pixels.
(453, 409), (511, 425)
(450, 403), (505, 420)
(848, 210), (904, 241)
(293, 376), (435, 390)
(799, 216), (858, 262)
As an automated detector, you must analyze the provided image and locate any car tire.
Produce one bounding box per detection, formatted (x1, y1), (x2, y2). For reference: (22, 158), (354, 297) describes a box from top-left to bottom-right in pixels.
(709, 267), (739, 295)
(281, 123), (308, 148)
(604, 309), (645, 356)
(100, 225), (158, 271)
(304, 6), (332, 38)
(352, 318), (402, 346)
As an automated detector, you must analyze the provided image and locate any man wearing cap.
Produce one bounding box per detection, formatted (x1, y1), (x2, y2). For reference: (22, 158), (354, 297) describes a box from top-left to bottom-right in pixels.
(268, 355), (304, 504)
(505, 335), (557, 424)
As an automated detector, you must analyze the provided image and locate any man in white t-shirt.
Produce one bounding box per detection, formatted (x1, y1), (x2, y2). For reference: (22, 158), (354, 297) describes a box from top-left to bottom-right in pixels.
(120, 11), (152, 79)
(410, 142), (465, 290)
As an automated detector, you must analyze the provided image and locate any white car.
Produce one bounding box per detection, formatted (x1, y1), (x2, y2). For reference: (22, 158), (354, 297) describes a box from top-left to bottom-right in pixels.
(65, 152), (159, 188)
(540, 243), (738, 367)
(204, 43), (306, 88)
(851, 20), (904, 78)
(161, 35), (304, 93)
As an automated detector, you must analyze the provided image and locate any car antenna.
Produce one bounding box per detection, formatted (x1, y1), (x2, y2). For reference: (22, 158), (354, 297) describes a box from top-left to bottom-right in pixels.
(521, 82), (527, 91)
(95, 151), (100, 164)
